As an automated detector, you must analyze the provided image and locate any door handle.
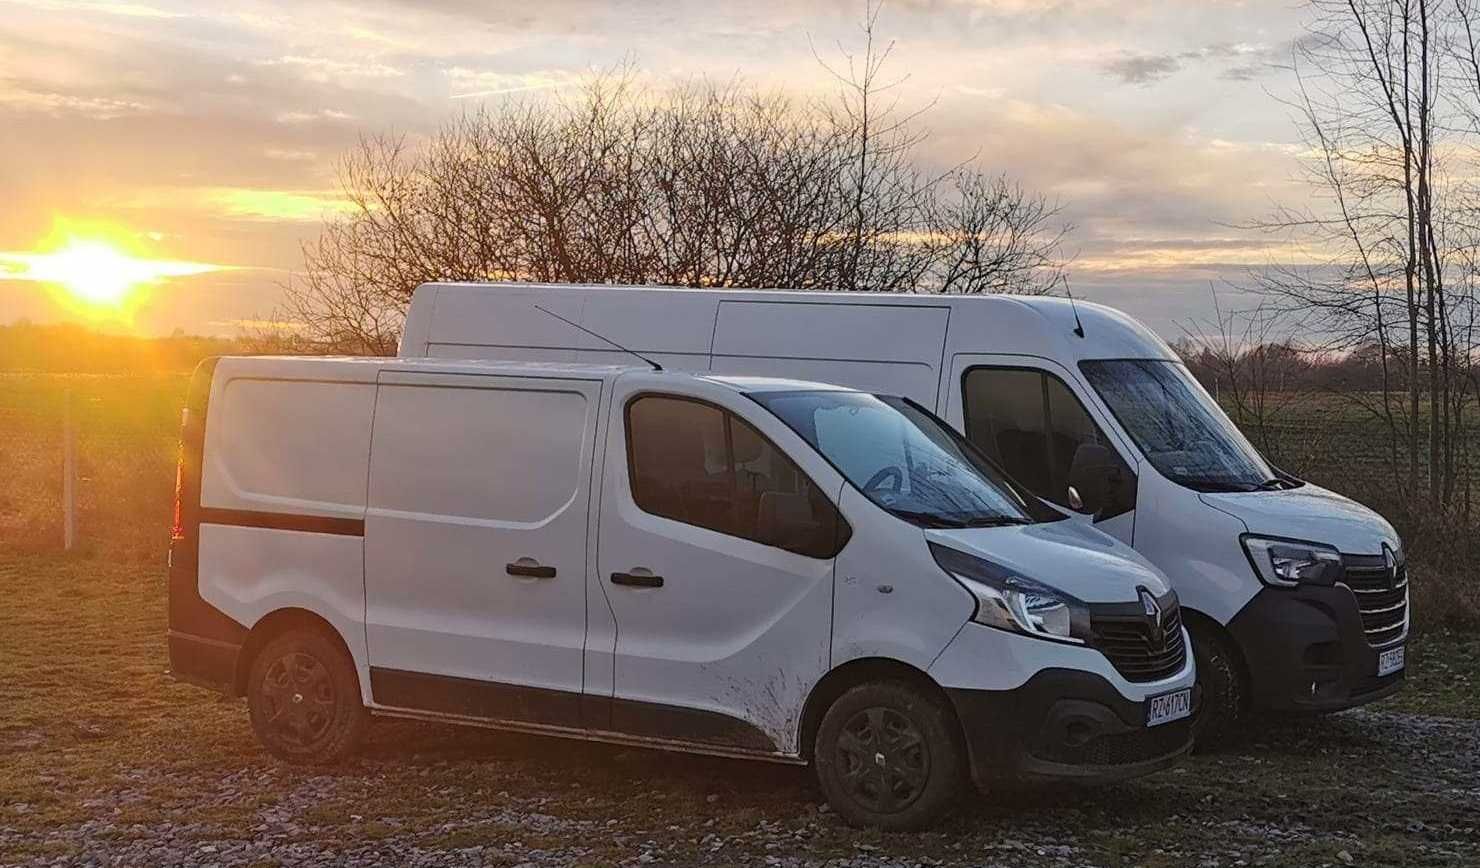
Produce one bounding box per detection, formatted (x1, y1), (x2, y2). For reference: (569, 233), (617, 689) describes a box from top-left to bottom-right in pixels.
(506, 561), (556, 579)
(611, 571), (663, 588)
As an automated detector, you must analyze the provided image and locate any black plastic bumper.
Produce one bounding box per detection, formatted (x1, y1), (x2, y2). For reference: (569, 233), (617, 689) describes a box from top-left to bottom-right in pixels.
(945, 668), (1194, 789)
(168, 630), (242, 694)
(1226, 585), (1405, 713)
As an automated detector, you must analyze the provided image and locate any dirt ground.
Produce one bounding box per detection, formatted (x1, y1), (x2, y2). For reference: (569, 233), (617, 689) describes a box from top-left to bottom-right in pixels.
(3, 554), (1478, 868)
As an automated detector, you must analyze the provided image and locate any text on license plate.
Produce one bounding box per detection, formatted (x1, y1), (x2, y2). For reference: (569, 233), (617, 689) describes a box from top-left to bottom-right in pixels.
(1145, 688), (1193, 727)
(1378, 644), (1406, 677)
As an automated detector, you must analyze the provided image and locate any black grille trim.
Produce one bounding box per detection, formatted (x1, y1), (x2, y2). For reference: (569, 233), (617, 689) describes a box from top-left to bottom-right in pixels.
(1341, 554), (1409, 648)
(1089, 591), (1188, 683)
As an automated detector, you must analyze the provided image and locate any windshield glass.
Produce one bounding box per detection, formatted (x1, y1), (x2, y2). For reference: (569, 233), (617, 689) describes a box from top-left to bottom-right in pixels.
(753, 390), (1041, 528)
(1079, 359), (1278, 492)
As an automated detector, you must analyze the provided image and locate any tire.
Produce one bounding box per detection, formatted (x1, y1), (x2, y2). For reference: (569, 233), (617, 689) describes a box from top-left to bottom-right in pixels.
(1188, 620), (1248, 750)
(246, 627), (368, 764)
(813, 680), (966, 831)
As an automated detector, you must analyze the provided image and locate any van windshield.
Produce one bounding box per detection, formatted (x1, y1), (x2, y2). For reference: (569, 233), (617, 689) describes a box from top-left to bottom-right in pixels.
(1079, 359), (1280, 493)
(752, 391), (1043, 528)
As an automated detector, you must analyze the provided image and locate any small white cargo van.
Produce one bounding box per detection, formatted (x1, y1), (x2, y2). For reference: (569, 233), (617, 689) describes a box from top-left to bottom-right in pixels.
(168, 356), (1195, 829)
(400, 283), (1410, 738)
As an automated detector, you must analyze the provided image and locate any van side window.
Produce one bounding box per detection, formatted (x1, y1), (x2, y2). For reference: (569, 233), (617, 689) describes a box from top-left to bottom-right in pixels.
(626, 396), (848, 558)
(961, 367), (1117, 508)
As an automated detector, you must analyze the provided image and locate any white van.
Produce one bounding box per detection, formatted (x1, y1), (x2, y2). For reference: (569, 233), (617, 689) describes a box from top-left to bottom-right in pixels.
(167, 355), (1195, 829)
(400, 282), (1410, 737)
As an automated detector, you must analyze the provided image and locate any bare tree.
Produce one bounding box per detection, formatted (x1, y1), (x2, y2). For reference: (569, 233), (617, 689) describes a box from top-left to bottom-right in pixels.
(1176, 289), (1309, 460)
(1251, 0), (1480, 517)
(282, 12), (1069, 353)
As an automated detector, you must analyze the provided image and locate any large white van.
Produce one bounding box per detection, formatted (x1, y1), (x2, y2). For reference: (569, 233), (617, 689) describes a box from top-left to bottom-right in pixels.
(168, 355), (1195, 829)
(400, 282), (1410, 737)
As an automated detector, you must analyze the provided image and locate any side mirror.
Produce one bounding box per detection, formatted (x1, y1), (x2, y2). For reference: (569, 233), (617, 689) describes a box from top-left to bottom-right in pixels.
(1067, 443), (1129, 518)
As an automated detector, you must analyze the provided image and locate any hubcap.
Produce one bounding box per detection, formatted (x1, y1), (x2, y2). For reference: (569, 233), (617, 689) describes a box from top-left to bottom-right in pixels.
(835, 706), (929, 814)
(260, 652), (335, 747)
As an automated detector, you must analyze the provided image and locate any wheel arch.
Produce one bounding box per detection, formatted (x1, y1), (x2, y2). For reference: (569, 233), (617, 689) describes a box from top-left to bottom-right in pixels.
(232, 607), (357, 697)
(1182, 606), (1249, 669)
(797, 657), (956, 761)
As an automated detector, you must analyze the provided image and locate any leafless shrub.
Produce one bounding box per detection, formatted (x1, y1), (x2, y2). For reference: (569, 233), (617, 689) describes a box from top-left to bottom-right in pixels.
(282, 20), (1069, 353)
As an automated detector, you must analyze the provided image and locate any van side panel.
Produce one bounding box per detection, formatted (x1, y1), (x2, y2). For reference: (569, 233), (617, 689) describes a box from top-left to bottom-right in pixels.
(426, 284), (585, 362)
(197, 525), (372, 700)
(194, 372), (377, 700)
(201, 378), (376, 518)
(421, 283), (719, 370)
(710, 301), (949, 407)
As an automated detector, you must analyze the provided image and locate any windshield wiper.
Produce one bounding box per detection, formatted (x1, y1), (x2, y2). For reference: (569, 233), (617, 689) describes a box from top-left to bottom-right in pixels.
(961, 516), (1034, 528)
(1255, 478), (1286, 491)
(1180, 478), (1261, 493)
(886, 509), (971, 529)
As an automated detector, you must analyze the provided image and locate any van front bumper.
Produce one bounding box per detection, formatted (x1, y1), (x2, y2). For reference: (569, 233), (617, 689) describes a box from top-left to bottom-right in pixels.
(1226, 585), (1405, 713)
(944, 669), (1195, 788)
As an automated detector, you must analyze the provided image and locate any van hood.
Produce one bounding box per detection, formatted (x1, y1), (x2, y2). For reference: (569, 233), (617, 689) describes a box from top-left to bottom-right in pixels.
(923, 520), (1171, 604)
(1199, 483), (1400, 557)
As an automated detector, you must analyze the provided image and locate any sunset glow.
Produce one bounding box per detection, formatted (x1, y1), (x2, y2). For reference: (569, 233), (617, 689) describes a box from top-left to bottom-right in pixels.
(0, 227), (226, 317)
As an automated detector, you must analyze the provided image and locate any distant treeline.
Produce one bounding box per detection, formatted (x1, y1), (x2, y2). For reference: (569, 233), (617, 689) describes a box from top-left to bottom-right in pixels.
(0, 322), (242, 374)
(1174, 339), (1480, 398)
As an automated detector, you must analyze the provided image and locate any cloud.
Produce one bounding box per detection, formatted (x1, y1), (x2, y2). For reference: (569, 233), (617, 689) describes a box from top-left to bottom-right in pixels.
(259, 55), (406, 84)
(202, 188), (358, 222)
(274, 109), (356, 124)
(1102, 41), (1283, 85)
(1101, 53), (1181, 85)
(443, 68), (575, 100)
(0, 88), (154, 118)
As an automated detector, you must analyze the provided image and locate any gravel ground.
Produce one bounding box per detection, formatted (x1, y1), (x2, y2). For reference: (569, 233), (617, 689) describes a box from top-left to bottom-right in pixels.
(5, 702), (1480, 866)
(3, 556), (1479, 867)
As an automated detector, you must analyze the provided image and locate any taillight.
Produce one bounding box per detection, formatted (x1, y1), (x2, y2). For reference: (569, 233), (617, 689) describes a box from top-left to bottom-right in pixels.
(171, 454), (185, 542)
(171, 408), (188, 543)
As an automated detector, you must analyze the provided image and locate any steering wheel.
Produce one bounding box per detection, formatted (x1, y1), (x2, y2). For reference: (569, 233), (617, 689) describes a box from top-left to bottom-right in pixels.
(861, 466), (904, 496)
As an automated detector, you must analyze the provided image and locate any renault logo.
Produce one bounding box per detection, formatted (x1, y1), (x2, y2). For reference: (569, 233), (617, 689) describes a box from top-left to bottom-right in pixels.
(1140, 589), (1164, 645)
(1383, 544), (1398, 588)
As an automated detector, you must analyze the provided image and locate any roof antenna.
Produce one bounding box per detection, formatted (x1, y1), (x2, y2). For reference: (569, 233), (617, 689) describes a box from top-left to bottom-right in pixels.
(1066, 286), (1086, 339)
(533, 304), (663, 372)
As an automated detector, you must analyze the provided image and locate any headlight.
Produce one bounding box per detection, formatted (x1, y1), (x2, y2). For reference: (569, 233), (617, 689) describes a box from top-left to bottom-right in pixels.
(1241, 535), (1342, 587)
(928, 542), (1090, 644)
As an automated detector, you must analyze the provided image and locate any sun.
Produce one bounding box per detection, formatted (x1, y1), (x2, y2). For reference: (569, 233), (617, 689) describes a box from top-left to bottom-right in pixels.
(0, 221), (227, 318)
(22, 239), (151, 306)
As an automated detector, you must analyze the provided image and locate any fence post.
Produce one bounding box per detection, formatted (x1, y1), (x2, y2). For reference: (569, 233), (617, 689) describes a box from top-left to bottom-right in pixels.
(63, 389), (76, 551)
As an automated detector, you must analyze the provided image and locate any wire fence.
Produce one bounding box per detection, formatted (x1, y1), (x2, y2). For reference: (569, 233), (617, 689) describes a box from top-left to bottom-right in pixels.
(0, 374), (184, 562)
(1, 371), (1475, 628)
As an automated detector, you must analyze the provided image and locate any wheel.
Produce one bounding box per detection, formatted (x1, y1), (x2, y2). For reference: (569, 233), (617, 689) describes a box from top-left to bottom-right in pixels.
(1188, 621), (1248, 750)
(246, 627), (368, 764)
(813, 681), (966, 831)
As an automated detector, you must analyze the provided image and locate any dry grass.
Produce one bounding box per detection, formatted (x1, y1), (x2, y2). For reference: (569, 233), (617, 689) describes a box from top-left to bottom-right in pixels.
(1, 553), (1480, 866)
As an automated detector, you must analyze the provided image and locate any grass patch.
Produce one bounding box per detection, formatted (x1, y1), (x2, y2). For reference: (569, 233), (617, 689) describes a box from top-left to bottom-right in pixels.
(2, 552), (1480, 866)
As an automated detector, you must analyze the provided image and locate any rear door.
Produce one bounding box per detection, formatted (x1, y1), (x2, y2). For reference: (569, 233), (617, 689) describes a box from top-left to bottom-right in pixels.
(363, 372), (603, 727)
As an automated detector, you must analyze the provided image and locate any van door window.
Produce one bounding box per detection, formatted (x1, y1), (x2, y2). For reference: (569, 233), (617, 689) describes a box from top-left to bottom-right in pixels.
(626, 396), (848, 558)
(961, 367), (1119, 509)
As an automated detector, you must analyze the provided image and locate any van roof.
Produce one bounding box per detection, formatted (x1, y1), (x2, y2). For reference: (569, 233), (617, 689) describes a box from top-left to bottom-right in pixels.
(215, 355), (868, 396)
(406, 281), (1180, 366)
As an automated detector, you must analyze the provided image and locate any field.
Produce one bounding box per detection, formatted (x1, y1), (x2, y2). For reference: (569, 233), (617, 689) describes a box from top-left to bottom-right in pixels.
(1, 554), (1479, 867)
(4, 372), (1480, 866)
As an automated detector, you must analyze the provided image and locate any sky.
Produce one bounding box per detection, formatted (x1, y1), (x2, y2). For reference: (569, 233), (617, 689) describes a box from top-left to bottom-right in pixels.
(0, 0), (1320, 340)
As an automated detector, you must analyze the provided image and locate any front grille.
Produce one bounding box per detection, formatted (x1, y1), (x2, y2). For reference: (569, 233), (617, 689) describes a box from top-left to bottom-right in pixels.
(1033, 718), (1191, 766)
(1341, 554), (1409, 647)
(1091, 596), (1187, 683)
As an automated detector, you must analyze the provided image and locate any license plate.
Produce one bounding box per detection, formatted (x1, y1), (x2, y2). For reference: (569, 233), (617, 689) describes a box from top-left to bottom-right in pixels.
(1145, 687), (1193, 727)
(1378, 644), (1406, 677)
